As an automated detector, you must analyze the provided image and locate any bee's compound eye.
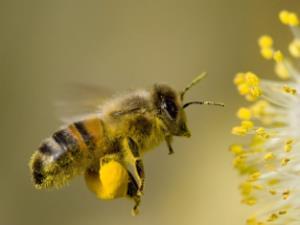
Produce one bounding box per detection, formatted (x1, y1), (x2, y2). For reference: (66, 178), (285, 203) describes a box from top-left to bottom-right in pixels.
(165, 98), (178, 119)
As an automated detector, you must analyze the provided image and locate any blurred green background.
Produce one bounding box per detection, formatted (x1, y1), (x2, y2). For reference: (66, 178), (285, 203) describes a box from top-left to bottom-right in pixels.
(1, 1), (300, 225)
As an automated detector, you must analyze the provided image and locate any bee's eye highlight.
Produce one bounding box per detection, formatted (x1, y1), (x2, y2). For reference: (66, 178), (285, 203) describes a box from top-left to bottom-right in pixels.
(164, 98), (178, 119)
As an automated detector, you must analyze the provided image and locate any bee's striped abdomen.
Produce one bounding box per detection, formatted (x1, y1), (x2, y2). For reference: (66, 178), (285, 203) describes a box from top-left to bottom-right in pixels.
(30, 117), (106, 189)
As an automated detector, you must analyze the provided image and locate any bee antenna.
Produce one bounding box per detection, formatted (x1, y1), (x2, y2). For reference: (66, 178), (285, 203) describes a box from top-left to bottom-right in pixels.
(180, 72), (207, 101)
(183, 101), (225, 109)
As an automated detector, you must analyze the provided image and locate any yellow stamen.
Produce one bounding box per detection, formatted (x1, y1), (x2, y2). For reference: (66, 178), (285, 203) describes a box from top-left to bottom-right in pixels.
(279, 10), (299, 26)
(237, 107), (252, 120)
(258, 35), (273, 48)
(260, 47), (273, 60)
(229, 144), (244, 155)
(279, 10), (290, 25)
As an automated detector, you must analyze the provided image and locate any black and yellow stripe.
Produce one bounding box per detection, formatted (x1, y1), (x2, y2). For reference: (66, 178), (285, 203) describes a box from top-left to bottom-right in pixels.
(30, 117), (106, 189)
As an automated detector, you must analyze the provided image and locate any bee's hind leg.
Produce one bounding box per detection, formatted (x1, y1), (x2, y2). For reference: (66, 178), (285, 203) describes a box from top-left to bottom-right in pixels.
(127, 172), (142, 216)
(165, 135), (174, 155)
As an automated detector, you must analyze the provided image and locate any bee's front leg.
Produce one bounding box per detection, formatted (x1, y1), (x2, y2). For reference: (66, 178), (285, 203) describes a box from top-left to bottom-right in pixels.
(165, 135), (174, 155)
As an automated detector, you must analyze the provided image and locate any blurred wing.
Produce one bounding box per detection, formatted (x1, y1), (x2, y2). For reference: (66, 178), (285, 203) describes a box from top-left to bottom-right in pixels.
(55, 82), (114, 123)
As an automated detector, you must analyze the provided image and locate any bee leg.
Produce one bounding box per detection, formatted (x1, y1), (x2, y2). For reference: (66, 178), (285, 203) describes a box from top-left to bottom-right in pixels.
(166, 135), (174, 155)
(100, 153), (121, 166)
(127, 172), (141, 216)
(123, 137), (145, 195)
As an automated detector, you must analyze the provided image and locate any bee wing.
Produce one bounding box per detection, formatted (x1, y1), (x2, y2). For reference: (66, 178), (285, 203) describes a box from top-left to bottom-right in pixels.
(55, 82), (114, 123)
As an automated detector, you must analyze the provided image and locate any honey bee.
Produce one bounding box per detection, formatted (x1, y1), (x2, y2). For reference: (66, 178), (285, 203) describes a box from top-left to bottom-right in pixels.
(29, 73), (224, 215)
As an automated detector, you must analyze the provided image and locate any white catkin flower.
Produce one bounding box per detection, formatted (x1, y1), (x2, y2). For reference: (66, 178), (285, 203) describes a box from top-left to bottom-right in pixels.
(231, 10), (300, 225)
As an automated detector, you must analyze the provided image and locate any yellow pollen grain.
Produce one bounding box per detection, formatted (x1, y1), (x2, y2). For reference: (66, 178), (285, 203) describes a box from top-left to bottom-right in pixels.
(258, 35), (273, 48)
(273, 50), (284, 62)
(282, 85), (297, 95)
(289, 39), (300, 58)
(237, 107), (252, 120)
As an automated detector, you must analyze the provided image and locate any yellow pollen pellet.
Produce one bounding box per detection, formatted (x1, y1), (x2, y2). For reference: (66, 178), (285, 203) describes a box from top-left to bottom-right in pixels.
(279, 10), (299, 26)
(264, 152), (274, 161)
(289, 39), (300, 58)
(282, 190), (290, 200)
(260, 47), (274, 60)
(273, 50), (284, 62)
(275, 62), (290, 79)
(258, 35), (273, 48)
(281, 158), (290, 166)
(237, 107), (252, 120)
(282, 85), (297, 95)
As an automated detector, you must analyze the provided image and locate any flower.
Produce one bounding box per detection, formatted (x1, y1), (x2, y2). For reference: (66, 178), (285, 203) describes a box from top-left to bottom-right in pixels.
(231, 10), (300, 225)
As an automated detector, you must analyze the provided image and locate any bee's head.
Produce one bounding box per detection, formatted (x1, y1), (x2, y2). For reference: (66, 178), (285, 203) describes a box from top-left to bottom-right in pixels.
(151, 73), (224, 137)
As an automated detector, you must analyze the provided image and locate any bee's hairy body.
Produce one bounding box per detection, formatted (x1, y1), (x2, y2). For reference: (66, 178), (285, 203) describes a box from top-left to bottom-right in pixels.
(30, 90), (170, 189)
(29, 73), (223, 215)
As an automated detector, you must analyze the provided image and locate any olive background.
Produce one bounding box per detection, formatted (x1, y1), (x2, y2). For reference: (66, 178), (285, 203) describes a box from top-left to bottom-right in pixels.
(1, 1), (299, 225)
